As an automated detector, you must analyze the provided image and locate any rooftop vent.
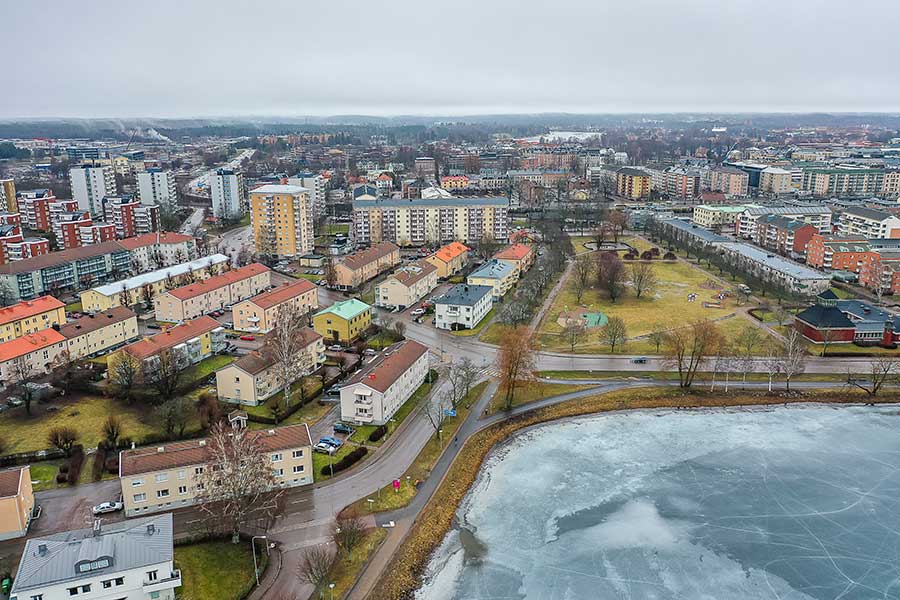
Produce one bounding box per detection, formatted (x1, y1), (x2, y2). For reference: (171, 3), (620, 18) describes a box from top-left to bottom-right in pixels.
(157, 447), (164, 453)
(198, 440), (206, 447)
(37, 543), (47, 556)
(146, 523), (156, 536)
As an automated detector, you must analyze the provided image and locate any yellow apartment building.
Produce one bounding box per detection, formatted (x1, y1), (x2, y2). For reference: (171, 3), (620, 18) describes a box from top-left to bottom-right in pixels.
(250, 184), (314, 258)
(333, 242), (400, 291)
(425, 241), (469, 279)
(0, 466), (34, 540)
(58, 306), (139, 360)
(154, 263), (271, 323)
(232, 279), (318, 333)
(313, 299), (372, 343)
(0, 296), (66, 343)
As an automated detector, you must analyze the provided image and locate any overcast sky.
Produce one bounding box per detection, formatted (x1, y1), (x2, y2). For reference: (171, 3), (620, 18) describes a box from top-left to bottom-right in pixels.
(3, 0), (899, 119)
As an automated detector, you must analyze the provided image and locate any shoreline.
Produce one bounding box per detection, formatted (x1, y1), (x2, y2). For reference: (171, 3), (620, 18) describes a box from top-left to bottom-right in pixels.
(369, 386), (894, 599)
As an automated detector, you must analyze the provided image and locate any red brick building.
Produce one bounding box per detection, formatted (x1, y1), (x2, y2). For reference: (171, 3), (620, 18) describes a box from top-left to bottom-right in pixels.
(805, 235), (871, 272)
(754, 215), (818, 257)
(795, 290), (899, 347)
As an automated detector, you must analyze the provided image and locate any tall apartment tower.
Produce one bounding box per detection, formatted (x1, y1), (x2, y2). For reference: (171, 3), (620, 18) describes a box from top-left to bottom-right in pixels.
(210, 168), (245, 219)
(250, 184), (313, 258)
(287, 172), (327, 219)
(137, 168), (178, 208)
(70, 164), (115, 215)
(0, 179), (16, 212)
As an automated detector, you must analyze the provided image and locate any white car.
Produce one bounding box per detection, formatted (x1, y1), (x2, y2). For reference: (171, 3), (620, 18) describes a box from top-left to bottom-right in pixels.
(314, 442), (336, 455)
(92, 501), (124, 515)
(327, 344), (344, 352)
(410, 308), (426, 316)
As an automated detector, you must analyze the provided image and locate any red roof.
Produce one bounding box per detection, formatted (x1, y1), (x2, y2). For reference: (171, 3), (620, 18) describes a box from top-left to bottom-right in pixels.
(122, 316), (220, 360)
(493, 243), (534, 261)
(346, 340), (428, 393)
(246, 279), (316, 310)
(0, 295), (64, 326)
(0, 328), (66, 363)
(166, 263), (269, 301)
(117, 231), (194, 250)
(432, 242), (469, 263)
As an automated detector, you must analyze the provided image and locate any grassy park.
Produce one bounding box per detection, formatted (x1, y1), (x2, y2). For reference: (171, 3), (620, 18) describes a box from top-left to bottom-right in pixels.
(175, 541), (259, 600)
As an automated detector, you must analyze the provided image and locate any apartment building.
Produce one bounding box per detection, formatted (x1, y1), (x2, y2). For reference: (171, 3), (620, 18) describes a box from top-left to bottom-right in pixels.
(118, 232), (198, 271)
(759, 167), (792, 194)
(883, 169), (900, 199)
(53, 210), (94, 249)
(59, 306), (140, 360)
(0, 295), (65, 343)
(0, 328), (67, 381)
(0, 179), (15, 212)
(801, 167), (885, 197)
(351, 197), (509, 247)
(858, 251), (900, 294)
(691, 204), (755, 231)
(250, 184), (314, 258)
(838, 206), (900, 239)
(80, 253), (230, 312)
(493, 243), (536, 278)
(805, 235), (871, 272)
(736, 205), (832, 239)
(467, 259), (518, 299)
(70, 164), (115, 215)
(333, 241), (400, 291)
(4, 237), (50, 263)
(663, 167), (701, 199)
(287, 172), (327, 218)
(210, 168), (245, 219)
(754, 215), (818, 257)
(112, 316), (225, 378)
(708, 166), (749, 196)
(339, 340), (429, 425)
(434, 283), (493, 331)
(137, 168), (178, 207)
(10, 514), (181, 600)
(717, 242), (832, 296)
(16, 189), (56, 230)
(215, 329), (324, 405)
(154, 263), (271, 323)
(414, 157), (437, 178)
(374, 260), (438, 309)
(103, 195), (160, 238)
(119, 424), (313, 516)
(232, 278), (318, 333)
(615, 167), (652, 199)
(313, 299), (372, 343)
(441, 175), (470, 190)
(0, 466), (34, 541)
(425, 241), (469, 278)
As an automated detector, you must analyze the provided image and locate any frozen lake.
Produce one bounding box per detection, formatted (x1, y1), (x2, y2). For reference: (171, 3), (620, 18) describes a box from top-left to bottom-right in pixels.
(417, 405), (900, 599)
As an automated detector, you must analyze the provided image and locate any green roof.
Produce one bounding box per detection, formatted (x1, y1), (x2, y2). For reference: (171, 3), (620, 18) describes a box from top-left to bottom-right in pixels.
(315, 298), (371, 320)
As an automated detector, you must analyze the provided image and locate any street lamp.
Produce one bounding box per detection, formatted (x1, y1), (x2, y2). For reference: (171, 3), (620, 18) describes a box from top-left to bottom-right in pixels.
(251, 535), (267, 586)
(438, 428), (444, 449)
(329, 583), (336, 600)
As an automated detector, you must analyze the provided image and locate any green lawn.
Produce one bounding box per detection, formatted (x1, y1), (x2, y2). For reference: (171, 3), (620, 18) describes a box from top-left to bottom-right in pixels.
(175, 541), (258, 600)
(488, 381), (594, 413)
(534, 370), (853, 383)
(65, 301), (83, 312)
(325, 223), (350, 235)
(242, 377), (324, 421)
(326, 528), (387, 599)
(293, 273), (323, 283)
(30, 461), (64, 492)
(349, 374), (438, 446)
(0, 394), (165, 454)
(182, 354), (235, 387)
(313, 443), (356, 480)
(450, 307), (495, 337)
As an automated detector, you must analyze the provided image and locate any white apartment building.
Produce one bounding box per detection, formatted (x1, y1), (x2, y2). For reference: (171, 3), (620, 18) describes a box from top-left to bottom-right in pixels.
(434, 283), (493, 331)
(838, 206), (900, 239)
(340, 340), (429, 425)
(70, 164), (115, 216)
(209, 168), (245, 219)
(759, 167), (792, 194)
(10, 514), (181, 600)
(137, 169), (178, 208)
(736, 206), (832, 239)
(287, 173), (327, 219)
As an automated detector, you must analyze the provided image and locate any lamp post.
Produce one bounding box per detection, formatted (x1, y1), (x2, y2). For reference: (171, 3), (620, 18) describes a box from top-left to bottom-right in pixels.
(251, 535), (267, 586)
(438, 428), (443, 449)
(329, 583), (336, 600)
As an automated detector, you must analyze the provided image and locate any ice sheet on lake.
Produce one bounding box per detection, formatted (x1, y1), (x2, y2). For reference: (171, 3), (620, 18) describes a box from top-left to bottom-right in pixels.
(416, 405), (900, 599)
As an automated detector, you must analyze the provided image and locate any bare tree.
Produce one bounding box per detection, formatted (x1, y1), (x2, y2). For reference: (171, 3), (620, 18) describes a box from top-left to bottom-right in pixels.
(151, 352), (182, 400)
(10, 356), (35, 415)
(496, 326), (536, 411)
(48, 426), (79, 456)
(779, 329), (807, 391)
(296, 545), (334, 597)
(820, 328), (838, 357)
(334, 516), (367, 560)
(734, 325), (764, 388)
(647, 323), (666, 353)
(596, 252), (626, 303)
(196, 422), (284, 543)
(572, 255), (593, 303)
(661, 320), (721, 388)
(608, 210), (627, 243)
(630, 261), (657, 299)
(323, 257), (337, 288)
(109, 352), (141, 403)
(447, 357), (480, 407)
(423, 390), (452, 446)
(102, 415), (122, 448)
(762, 342), (782, 392)
(600, 316), (627, 352)
(267, 303), (307, 410)
(847, 355), (900, 398)
(155, 397), (192, 439)
(562, 321), (586, 352)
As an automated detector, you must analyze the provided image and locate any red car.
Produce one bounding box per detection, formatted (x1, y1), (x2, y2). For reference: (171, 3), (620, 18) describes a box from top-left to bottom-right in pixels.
(239, 335), (256, 341)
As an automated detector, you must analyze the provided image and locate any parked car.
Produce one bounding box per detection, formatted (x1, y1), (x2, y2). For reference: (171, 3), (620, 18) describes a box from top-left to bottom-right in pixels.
(363, 348), (377, 356)
(324, 385), (342, 396)
(147, 323), (162, 330)
(226, 333), (238, 339)
(333, 423), (355, 435)
(410, 308), (426, 316)
(327, 344), (343, 352)
(314, 442), (336, 455)
(631, 356), (649, 364)
(239, 335), (256, 341)
(223, 322), (234, 329)
(319, 436), (343, 448)
(92, 501), (124, 515)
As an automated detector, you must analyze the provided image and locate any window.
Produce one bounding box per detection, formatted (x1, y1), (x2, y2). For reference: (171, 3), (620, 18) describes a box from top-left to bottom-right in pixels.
(178, 485), (188, 495)
(195, 466), (204, 475)
(157, 489), (170, 498)
(292, 449), (303, 458)
(177, 470), (186, 480)
(68, 588), (79, 596)
(30, 595), (43, 600)
(271, 453), (282, 462)
(155, 473), (168, 483)
(293, 465), (304, 473)
(273, 468), (283, 477)
(133, 493), (147, 503)
(147, 570), (158, 582)
(131, 479), (144, 487)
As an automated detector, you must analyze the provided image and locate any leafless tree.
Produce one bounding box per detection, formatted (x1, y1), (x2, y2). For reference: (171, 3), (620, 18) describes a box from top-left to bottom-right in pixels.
(265, 303), (308, 410)
(10, 356), (35, 415)
(296, 545), (334, 596)
(102, 415), (122, 448)
(48, 426), (79, 456)
(197, 422), (284, 543)
(562, 321), (586, 352)
(109, 352), (141, 403)
(762, 342), (782, 392)
(647, 323), (666, 353)
(496, 326), (535, 411)
(820, 328), (838, 357)
(734, 325), (764, 388)
(630, 261), (657, 299)
(322, 257), (337, 288)
(661, 320), (722, 388)
(151, 352), (182, 400)
(709, 342), (737, 392)
(596, 252), (626, 302)
(141, 284), (154, 309)
(779, 329), (807, 391)
(600, 316), (627, 352)
(155, 397), (192, 439)
(572, 255), (593, 304)
(334, 516), (367, 560)
(847, 355), (900, 398)
(447, 358), (480, 407)
(608, 210), (627, 243)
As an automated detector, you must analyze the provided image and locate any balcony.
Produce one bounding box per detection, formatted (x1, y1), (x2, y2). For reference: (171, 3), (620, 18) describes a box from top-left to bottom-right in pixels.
(144, 569), (182, 593)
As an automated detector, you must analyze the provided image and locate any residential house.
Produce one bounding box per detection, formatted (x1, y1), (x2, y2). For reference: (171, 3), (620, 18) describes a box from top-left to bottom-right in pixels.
(425, 241), (469, 278)
(10, 514), (181, 600)
(215, 329), (324, 405)
(110, 316), (225, 378)
(118, 424), (313, 516)
(0, 296), (66, 343)
(339, 340), (429, 425)
(434, 284), (493, 331)
(493, 243), (536, 278)
(0, 466), (34, 540)
(333, 242), (400, 291)
(313, 299), (372, 343)
(467, 259), (517, 299)
(58, 306), (140, 360)
(374, 260), (437, 309)
(0, 329), (67, 382)
(154, 263), (271, 323)
(232, 279), (318, 333)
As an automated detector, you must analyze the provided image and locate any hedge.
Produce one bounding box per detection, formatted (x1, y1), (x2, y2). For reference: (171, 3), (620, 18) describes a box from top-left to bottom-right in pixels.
(322, 447), (367, 476)
(368, 425), (387, 443)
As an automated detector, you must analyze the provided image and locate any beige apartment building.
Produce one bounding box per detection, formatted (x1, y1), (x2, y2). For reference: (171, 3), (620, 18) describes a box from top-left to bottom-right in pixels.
(250, 184), (314, 258)
(709, 166), (749, 196)
(759, 167), (793, 194)
(692, 204), (758, 231)
(425, 241), (469, 278)
(154, 263), (271, 322)
(216, 329), (324, 405)
(374, 260), (437, 309)
(119, 423), (314, 516)
(0, 329), (67, 381)
(59, 305), (139, 359)
(233, 279), (318, 333)
(333, 241), (400, 290)
(0, 466), (34, 540)
(0, 295), (66, 343)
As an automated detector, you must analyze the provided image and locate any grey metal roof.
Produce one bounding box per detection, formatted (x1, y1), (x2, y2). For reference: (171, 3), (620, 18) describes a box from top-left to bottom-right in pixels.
(841, 206), (894, 221)
(661, 219), (730, 244)
(468, 259), (515, 280)
(435, 283), (493, 307)
(743, 205), (832, 216)
(12, 514), (174, 594)
(718, 242), (832, 282)
(353, 197), (508, 209)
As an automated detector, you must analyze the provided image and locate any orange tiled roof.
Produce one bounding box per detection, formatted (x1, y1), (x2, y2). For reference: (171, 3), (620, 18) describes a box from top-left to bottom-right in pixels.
(246, 279), (317, 310)
(494, 243), (534, 261)
(166, 263), (269, 301)
(433, 241), (469, 263)
(0, 328), (66, 363)
(122, 316), (220, 360)
(116, 232), (194, 250)
(0, 296), (64, 326)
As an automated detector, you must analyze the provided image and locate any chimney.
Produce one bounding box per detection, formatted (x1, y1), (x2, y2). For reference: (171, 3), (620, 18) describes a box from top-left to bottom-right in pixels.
(37, 543), (47, 556)
(92, 520), (102, 537)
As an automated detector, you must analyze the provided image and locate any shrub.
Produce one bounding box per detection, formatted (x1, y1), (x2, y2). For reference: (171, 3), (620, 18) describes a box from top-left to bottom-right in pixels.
(91, 448), (107, 482)
(623, 253), (635, 261)
(650, 247), (660, 256)
(55, 472), (67, 484)
(105, 456), (119, 475)
(663, 252), (677, 260)
(322, 447), (368, 476)
(640, 250), (654, 260)
(67, 447), (85, 485)
(58, 463), (69, 474)
(368, 425), (388, 443)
